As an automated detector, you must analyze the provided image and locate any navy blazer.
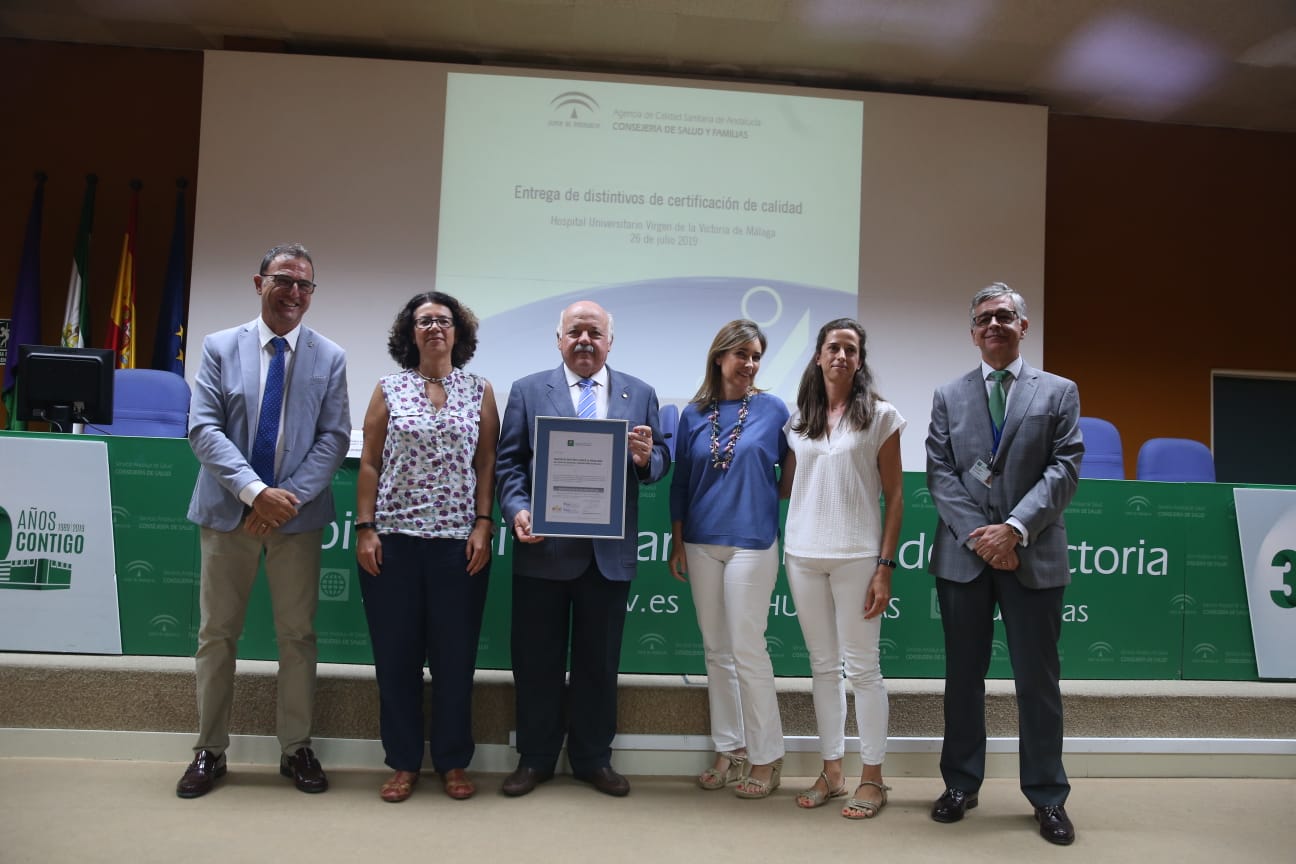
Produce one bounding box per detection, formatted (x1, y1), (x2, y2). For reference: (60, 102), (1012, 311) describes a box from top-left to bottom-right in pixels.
(925, 360), (1083, 589)
(496, 363), (670, 582)
(186, 321), (351, 533)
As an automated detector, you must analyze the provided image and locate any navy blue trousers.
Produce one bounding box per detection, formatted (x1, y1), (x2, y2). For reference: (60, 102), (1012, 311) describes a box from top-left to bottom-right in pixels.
(359, 534), (489, 773)
(510, 562), (630, 775)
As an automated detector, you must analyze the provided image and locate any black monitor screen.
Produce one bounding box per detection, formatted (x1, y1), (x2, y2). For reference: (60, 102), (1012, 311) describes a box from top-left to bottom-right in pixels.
(16, 345), (115, 430)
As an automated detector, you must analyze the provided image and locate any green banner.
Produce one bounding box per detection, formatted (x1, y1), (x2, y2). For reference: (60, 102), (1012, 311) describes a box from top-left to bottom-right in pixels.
(5, 431), (1270, 680)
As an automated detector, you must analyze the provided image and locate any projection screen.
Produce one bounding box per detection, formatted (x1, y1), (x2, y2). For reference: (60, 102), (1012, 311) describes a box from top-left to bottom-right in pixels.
(191, 51), (1047, 469)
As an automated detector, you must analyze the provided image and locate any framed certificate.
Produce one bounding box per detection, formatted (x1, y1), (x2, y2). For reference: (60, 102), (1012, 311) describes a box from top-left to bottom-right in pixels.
(530, 416), (628, 539)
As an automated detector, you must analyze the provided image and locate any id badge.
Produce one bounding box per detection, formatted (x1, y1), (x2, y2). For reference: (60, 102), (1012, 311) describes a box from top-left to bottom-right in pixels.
(970, 458), (993, 488)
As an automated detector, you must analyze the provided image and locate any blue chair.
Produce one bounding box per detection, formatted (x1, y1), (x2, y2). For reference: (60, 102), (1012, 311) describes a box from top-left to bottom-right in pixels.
(96, 369), (191, 437)
(659, 402), (681, 459)
(1136, 437), (1216, 482)
(1078, 416), (1124, 479)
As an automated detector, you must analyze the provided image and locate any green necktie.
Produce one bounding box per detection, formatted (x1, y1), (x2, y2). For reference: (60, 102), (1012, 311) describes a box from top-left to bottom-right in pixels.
(988, 370), (1010, 429)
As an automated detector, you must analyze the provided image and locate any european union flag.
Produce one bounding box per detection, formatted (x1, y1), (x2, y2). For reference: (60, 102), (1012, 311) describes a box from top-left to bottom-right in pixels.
(152, 179), (188, 375)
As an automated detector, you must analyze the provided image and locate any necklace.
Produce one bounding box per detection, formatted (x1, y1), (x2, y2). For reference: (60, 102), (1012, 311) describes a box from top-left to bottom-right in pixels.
(416, 368), (451, 384)
(708, 390), (752, 470)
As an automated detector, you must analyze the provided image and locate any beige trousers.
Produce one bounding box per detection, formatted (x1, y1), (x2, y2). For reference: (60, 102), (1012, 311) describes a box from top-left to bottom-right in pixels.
(193, 526), (322, 756)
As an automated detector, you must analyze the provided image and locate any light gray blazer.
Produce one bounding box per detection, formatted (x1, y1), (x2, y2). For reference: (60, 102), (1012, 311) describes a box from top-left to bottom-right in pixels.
(925, 360), (1083, 589)
(186, 321), (350, 533)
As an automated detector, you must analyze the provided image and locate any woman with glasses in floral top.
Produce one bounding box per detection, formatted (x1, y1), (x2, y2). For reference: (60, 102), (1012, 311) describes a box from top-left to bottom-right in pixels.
(355, 292), (499, 804)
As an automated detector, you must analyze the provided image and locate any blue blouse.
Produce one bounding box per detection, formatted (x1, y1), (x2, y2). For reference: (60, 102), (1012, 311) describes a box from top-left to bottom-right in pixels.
(669, 391), (789, 549)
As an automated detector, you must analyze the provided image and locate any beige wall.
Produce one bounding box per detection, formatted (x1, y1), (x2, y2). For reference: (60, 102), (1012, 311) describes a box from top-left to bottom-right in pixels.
(3, 38), (1295, 479)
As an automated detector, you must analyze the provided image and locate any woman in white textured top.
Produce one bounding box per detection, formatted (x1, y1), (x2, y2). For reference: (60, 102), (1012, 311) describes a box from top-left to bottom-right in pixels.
(780, 318), (904, 820)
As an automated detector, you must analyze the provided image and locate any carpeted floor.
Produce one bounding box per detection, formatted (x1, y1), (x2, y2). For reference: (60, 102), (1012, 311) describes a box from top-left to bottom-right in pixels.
(1, 758), (1291, 863)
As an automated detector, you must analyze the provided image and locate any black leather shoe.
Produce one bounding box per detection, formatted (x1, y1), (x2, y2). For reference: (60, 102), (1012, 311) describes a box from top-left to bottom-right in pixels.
(931, 787), (979, 823)
(176, 749), (226, 799)
(1035, 804), (1076, 845)
(280, 747), (328, 793)
(575, 765), (630, 797)
(501, 765), (554, 797)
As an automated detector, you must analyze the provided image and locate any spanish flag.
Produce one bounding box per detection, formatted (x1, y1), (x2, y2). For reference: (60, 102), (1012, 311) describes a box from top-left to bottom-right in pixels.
(106, 181), (140, 369)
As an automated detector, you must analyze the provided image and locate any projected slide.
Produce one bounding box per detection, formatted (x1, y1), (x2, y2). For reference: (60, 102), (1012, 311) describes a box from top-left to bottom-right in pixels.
(436, 72), (864, 405)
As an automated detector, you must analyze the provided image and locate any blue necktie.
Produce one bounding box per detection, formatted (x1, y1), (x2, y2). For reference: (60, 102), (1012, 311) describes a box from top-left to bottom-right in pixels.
(577, 378), (597, 419)
(251, 337), (288, 485)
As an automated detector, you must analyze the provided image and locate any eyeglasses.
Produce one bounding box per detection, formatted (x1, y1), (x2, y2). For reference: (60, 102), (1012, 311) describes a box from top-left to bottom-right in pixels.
(972, 309), (1019, 328)
(261, 273), (317, 294)
(415, 316), (455, 331)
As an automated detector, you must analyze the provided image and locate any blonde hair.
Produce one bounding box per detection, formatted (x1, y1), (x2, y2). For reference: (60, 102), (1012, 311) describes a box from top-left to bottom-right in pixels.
(690, 319), (767, 407)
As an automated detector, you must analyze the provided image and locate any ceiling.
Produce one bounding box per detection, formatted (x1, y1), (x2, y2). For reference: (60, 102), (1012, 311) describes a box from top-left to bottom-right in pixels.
(5, 0), (1296, 134)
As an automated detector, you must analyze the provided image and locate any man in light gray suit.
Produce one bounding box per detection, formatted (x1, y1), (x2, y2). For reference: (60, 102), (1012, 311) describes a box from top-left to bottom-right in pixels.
(925, 282), (1083, 845)
(176, 243), (350, 799)
(496, 300), (670, 798)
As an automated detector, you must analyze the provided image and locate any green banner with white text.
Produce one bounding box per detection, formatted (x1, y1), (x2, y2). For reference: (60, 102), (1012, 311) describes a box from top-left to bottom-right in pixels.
(0, 431), (1273, 680)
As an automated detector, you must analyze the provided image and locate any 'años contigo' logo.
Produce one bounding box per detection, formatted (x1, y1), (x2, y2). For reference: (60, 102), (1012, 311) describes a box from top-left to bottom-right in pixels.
(0, 505), (77, 590)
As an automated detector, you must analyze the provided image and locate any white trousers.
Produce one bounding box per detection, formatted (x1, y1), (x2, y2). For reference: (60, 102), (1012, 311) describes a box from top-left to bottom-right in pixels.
(685, 542), (785, 765)
(785, 553), (888, 765)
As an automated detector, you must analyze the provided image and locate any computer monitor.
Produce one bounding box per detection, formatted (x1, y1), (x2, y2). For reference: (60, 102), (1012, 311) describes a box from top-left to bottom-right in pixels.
(16, 344), (115, 432)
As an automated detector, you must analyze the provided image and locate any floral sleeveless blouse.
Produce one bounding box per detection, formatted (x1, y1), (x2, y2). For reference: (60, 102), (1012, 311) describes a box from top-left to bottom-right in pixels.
(376, 368), (485, 540)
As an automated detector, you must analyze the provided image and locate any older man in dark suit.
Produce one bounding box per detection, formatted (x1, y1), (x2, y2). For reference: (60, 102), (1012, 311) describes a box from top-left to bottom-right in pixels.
(176, 243), (350, 799)
(496, 299), (670, 797)
(925, 282), (1083, 845)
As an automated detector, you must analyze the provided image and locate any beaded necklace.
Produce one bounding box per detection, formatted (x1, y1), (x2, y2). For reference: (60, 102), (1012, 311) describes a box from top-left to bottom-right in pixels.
(416, 368), (451, 385)
(708, 390), (752, 470)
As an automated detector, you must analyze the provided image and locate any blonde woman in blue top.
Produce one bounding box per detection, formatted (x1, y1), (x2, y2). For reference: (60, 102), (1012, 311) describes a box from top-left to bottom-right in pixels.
(669, 319), (789, 798)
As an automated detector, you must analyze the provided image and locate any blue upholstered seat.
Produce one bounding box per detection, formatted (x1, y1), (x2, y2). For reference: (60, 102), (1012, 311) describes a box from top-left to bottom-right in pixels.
(96, 369), (191, 438)
(659, 402), (680, 459)
(1136, 437), (1216, 482)
(1078, 416), (1124, 480)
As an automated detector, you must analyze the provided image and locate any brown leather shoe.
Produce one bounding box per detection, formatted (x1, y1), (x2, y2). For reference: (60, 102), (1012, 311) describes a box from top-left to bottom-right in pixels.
(379, 770), (420, 803)
(280, 747), (328, 793)
(501, 764), (554, 797)
(442, 768), (475, 800)
(575, 764), (630, 797)
(176, 749), (226, 799)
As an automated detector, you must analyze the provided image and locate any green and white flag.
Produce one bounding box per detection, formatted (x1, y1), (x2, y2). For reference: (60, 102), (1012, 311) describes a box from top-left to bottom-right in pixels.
(61, 174), (98, 348)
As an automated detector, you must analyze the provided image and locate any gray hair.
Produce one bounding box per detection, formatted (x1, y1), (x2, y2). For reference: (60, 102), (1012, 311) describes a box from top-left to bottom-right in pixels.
(969, 281), (1028, 322)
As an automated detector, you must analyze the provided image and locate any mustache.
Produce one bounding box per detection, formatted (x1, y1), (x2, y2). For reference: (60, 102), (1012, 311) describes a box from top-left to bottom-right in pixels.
(573, 345), (596, 354)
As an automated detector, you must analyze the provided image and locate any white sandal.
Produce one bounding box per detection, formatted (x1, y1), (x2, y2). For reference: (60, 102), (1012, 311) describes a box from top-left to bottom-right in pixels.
(842, 780), (891, 819)
(797, 770), (848, 809)
(734, 758), (783, 799)
(697, 751), (747, 790)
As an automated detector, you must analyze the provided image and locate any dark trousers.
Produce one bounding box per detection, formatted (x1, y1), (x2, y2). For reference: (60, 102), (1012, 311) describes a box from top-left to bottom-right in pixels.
(936, 566), (1069, 807)
(510, 562), (630, 775)
(359, 534), (489, 773)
